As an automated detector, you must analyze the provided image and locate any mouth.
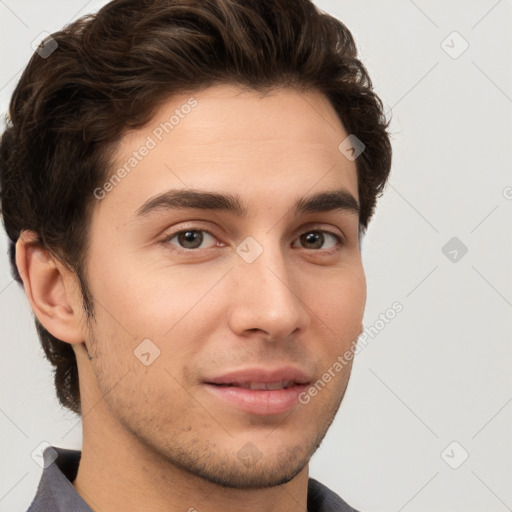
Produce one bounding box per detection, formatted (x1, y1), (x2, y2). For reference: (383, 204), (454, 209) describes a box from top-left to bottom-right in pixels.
(209, 380), (304, 390)
(203, 366), (311, 415)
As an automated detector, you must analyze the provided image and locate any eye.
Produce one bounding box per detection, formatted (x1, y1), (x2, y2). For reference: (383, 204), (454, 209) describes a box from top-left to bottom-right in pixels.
(164, 229), (219, 250)
(293, 230), (342, 251)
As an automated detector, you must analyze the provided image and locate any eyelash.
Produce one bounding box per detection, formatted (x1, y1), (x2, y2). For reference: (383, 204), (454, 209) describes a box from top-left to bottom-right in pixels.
(160, 226), (344, 254)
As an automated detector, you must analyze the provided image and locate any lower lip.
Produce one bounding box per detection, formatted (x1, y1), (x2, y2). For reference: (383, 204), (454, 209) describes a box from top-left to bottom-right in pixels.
(203, 383), (308, 415)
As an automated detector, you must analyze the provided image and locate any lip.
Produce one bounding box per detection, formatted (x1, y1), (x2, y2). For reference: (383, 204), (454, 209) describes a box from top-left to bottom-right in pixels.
(204, 366), (311, 386)
(203, 366), (311, 415)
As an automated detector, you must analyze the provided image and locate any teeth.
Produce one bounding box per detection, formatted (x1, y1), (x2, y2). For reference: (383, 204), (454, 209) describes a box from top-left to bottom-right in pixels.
(249, 382), (269, 390)
(266, 381), (285, 390)
(247, 381), (292, 390)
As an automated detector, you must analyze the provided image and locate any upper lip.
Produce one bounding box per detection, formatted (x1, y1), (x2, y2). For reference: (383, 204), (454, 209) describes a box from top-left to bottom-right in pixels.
(204, 366), (311, 386)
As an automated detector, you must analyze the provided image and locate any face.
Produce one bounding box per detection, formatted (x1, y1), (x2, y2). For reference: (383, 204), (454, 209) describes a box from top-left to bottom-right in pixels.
(81, 84), (366, 489)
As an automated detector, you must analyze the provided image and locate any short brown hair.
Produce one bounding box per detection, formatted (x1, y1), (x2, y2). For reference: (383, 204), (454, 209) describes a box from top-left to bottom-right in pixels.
(0, 0), (392, 415)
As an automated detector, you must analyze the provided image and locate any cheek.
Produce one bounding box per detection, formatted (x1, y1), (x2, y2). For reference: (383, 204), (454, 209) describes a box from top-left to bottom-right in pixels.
(88, 260), (235, 388)
(130, 263), (232, 340)
(309, 266), (366, 341)
(88, 240), (227, 338)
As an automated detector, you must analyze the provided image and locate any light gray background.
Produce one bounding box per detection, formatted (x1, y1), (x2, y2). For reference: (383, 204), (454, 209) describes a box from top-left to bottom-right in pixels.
(1, 1), (511, 511)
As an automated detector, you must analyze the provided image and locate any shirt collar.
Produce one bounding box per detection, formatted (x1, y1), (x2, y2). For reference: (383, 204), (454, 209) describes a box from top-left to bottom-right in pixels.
(27, 446), (92, 511)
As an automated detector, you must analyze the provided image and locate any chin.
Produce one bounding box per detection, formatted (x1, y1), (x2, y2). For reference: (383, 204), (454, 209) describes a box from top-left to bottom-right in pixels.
(190, 454), (309, 490)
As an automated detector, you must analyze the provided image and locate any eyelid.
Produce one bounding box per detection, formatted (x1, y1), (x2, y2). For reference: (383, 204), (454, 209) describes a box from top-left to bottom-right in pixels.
(292, 227), (344, 253)
(294, 222), (345, 241)
(160, 224), (222, 251)
(160, 222), (346, 254)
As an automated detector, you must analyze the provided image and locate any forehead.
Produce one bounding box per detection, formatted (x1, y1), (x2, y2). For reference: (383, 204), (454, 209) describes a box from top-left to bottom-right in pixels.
(93, 84), (358, 224)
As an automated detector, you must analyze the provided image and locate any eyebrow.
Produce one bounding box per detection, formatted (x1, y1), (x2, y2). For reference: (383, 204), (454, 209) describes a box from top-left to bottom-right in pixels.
(134, 188), (360, 220)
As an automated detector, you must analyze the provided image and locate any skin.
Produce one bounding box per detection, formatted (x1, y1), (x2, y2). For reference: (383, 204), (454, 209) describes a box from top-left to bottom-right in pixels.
(16, 84), (366, 512)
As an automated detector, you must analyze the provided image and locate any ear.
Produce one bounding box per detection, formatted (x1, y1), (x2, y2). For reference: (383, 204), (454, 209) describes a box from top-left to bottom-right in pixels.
(15, 230), (86, 344)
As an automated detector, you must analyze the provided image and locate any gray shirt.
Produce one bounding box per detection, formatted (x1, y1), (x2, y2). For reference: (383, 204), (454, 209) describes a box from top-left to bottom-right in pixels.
(27, 446), (361, 512)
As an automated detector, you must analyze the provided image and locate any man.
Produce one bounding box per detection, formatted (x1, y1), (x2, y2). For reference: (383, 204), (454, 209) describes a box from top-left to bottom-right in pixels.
(0, 0), (392, 510)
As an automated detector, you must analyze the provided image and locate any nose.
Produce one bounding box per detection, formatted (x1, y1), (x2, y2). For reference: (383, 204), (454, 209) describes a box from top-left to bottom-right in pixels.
(227, 238), (311, 342)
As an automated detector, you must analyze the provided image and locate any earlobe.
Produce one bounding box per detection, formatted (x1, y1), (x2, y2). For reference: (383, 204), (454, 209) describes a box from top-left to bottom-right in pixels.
(15, 230), (85, 345)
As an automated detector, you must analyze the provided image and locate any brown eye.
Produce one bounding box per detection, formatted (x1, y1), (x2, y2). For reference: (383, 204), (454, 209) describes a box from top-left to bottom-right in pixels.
(301, 231), (322, 249)
(165, 229), (217, 250)
(294, 230), (341, 250)
(178, 230), (203, 249)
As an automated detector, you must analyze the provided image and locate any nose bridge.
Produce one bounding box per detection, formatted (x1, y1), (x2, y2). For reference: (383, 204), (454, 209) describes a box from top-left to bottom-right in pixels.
(228, 234), (309, 339)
